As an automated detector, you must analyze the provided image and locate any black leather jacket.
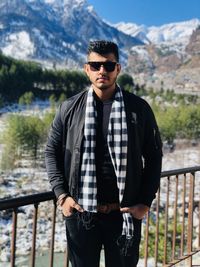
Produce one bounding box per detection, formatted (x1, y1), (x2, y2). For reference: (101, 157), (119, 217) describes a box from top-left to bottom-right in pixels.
(45, 88), (162, 208)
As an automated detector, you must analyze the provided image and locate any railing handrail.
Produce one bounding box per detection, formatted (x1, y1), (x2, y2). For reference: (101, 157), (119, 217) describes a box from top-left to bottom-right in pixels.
(161, 165), (200, 177)
(1, 166), (200, 211)
(0, 191), (55, 211)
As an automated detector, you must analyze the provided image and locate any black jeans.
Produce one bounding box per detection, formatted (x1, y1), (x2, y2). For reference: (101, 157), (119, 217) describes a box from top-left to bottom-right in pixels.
(65, 211), (141, 267)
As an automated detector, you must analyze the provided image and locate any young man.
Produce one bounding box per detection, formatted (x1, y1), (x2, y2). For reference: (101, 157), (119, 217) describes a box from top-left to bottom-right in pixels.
(45, 40), (162, 267)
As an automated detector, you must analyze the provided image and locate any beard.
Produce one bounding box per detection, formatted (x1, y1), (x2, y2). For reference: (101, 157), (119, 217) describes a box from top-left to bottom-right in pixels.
(95, 77), (115, 90)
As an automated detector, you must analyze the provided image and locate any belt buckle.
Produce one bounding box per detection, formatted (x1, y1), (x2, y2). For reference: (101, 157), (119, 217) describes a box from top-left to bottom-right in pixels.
(98, 204), (109, 214)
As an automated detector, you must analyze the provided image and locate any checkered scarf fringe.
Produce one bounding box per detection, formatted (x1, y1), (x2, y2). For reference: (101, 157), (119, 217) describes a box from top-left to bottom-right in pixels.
(78, 86), (134, 240)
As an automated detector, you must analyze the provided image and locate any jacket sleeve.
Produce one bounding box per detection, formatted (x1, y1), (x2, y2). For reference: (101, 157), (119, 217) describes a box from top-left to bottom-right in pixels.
(45, 104), (69, 199)
(140, 103), (163, 207)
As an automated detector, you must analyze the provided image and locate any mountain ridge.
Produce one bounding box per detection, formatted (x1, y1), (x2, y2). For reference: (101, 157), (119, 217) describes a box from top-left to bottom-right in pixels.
(0, 0), (200, 93)
(115, 18), (200, 45)
(0, 0), (142, 68)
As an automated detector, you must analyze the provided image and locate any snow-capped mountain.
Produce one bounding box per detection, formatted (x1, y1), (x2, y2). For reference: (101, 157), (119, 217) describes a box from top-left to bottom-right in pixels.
(114, 19), (200, 93)
(128, 25), (200, 94)
(115, 19), (200, 46)
(0, 0), (142, 67)
(0, 0), (200, 93)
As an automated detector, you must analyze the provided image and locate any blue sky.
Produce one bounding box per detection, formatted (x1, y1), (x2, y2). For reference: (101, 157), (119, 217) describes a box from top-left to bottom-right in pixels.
(87, 0), (200, 26)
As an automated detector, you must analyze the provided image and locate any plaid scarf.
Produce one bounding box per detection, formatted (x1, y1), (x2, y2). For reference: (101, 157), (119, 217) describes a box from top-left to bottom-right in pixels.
(78, 86), (134, 241)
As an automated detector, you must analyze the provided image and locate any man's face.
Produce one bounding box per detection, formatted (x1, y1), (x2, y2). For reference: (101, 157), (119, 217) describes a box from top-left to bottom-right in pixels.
(84, 52), (121, 92)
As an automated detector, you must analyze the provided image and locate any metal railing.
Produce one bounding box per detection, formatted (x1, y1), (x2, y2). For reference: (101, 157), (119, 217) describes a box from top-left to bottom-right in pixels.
(143, 166), (200, 267)
(0, 166), (200, 267)
(0, 192), (64, 267)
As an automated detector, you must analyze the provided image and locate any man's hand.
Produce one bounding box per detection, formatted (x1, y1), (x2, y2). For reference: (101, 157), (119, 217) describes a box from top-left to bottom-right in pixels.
(120, 204), (149, 220)
(61, 196), (84, 217)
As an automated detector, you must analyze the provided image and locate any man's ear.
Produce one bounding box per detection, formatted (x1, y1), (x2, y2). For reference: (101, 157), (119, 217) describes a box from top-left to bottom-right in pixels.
(116, 63), (121, 75)
(84, 63), (89, 77)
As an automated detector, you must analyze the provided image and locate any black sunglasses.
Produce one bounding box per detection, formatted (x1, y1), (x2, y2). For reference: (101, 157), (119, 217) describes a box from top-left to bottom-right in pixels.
(87, 61), (118, 72)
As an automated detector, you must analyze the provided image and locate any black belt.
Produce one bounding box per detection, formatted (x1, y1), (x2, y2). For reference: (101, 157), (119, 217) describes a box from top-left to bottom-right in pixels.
(97, 203), (120, 214)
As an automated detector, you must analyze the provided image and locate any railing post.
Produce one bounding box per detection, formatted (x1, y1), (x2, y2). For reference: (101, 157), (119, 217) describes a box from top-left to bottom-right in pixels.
(172, 175), (178, 261)
(180, 174), (186, 257)
(187, 172), (195, 267)
(163, 177), (170, 265)
(30, 203), (39, 267)
(64, 248), (70, 267)
(11, 208), (18, 267)
(49, 201), (57, 267)
(144, 211), (149, 267)
(154, 188), (160, 267)
(199, 198), (200, 248)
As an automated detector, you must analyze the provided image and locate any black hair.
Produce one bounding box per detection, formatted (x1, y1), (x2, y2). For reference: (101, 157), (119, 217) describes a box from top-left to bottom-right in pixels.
(87, 40), (119, 62)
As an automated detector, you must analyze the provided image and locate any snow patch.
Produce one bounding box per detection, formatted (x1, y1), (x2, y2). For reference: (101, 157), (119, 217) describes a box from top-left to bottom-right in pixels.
(131, 46), (148, 57)
(43, 0), (86, 7)
(43, 0), (55, 3)
(115, 18), (200, 47)
(87, 4), (96, 14)
(2, 31), (35, 59)
(10, 21), (26, 27)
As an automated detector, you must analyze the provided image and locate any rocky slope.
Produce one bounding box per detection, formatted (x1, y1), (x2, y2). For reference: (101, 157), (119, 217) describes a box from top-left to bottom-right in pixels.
(126, 25), (200, 93)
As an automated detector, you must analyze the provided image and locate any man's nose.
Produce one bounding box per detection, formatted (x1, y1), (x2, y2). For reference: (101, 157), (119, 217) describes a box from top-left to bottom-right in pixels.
(99, 65), (106, 73)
